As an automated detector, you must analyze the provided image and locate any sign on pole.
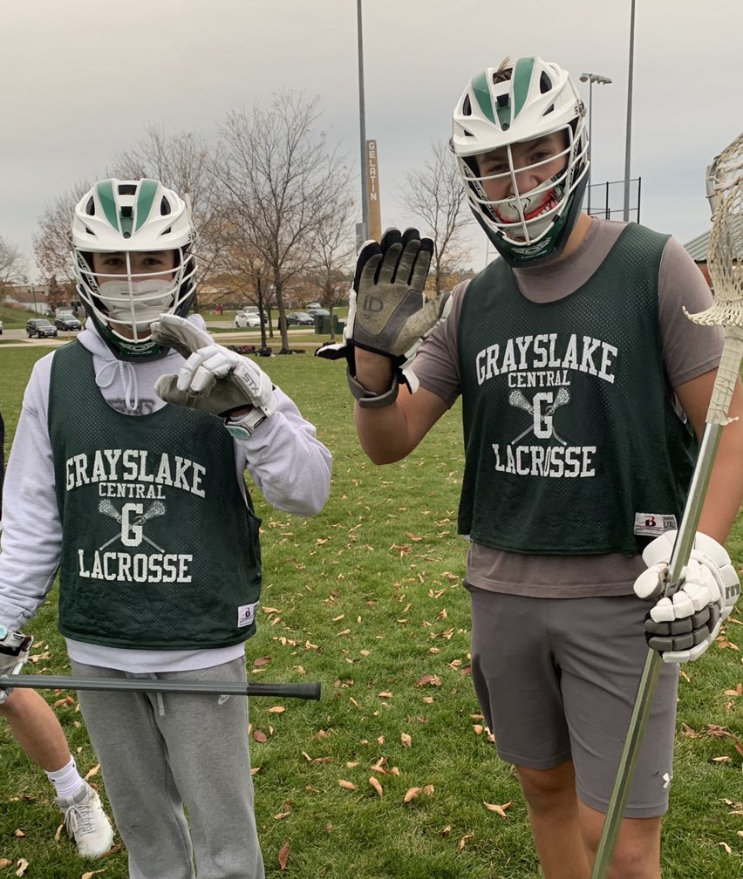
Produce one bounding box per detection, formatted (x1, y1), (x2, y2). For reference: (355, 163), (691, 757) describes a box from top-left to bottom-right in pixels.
(366, 139), (382, 242)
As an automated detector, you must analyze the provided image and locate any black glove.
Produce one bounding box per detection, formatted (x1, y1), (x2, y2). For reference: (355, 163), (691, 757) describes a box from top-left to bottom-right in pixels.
(316, 228), (451, 392)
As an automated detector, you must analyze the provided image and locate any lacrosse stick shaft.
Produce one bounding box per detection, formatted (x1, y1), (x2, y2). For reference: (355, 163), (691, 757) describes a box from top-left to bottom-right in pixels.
(0, 674), (321, 700)
(591, 327), (743, 879)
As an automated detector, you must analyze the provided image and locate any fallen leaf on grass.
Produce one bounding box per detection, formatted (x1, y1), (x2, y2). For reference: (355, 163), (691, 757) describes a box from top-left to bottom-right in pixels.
(416, 674), (442, 688)
(484, 801), (512, 818)
(369, 777), (383, 798)
(404, 787), (421, 803)
(253, 730), (268, 743)
(458, 834), (474, 850)
(401, 733), (412, 747)
(268, 706), (285, 714)
(712, 756), (733, 763)
(13, 830), (25, 839)
(0, 861), (11, 870)
(339, 780), (358, 791)
(84, 764), (100, 780)
(81, 871), (106, 879)
(15, 861), (29, 877)
(378, 691), (393, 699)
(253, 656), (271, 668)
(718, 842), (733, 854)
(278, 840), (290, 870)
(54, 695), (75, 708)
(681, 724), (702, 738)
(30, 651), (51, 663)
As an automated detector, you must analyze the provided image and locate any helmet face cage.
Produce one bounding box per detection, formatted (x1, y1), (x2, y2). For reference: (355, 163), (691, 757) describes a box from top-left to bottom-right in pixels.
(451, 56), (589, 266)
(71, 179), (197, 358)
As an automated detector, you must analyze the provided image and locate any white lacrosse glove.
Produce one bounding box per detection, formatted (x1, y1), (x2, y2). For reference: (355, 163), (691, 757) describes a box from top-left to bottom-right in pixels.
(151, 314), (277, 437)
(0, 626), (33, 705)
(633, 530), (740, 663)
(315, 228), (452, 396)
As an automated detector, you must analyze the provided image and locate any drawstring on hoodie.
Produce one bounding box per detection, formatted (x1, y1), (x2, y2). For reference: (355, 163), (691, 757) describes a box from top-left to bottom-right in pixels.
(95, 359), (140, 412)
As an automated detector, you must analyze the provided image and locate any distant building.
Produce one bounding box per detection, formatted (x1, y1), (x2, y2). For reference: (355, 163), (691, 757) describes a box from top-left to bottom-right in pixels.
(2, 284), (50, 315)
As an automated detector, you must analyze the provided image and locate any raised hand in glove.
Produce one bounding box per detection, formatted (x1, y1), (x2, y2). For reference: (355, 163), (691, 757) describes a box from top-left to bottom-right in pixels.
(0, 626), (33, 704)
(151, 314), (277, 436)
(316, 228), (452, 393)
(633, 530), (740, 663)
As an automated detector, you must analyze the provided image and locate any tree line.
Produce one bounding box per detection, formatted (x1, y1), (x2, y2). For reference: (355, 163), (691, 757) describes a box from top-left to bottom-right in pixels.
(4, 90), (473, 347)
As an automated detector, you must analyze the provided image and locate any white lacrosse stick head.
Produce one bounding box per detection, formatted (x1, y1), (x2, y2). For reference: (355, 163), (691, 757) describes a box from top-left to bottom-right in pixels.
(708, 136), (743, 309)
(688, 133), (743, 327)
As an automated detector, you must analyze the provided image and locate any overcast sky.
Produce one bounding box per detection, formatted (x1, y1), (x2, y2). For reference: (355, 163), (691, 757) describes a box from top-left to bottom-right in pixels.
(2, 0), (741, 278)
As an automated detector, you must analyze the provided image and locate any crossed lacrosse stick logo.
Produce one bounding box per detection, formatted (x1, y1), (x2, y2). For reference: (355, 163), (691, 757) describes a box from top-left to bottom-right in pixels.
(98, 499), (167, 552)
(508, 388), (571, 446)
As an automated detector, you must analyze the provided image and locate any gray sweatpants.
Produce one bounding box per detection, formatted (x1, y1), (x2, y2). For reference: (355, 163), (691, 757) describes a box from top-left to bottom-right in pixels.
(70, 657), (265, 879)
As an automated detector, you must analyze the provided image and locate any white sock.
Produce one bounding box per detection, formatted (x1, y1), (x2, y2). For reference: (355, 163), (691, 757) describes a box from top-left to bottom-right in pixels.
(46, 757), (85, 801)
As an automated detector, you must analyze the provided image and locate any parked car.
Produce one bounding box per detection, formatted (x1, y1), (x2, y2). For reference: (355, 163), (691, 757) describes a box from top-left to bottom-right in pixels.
(55, 315), (82, 331)
(285, 311), (315, 327)
(234, 311), (262, 328)
(306, 306), (330, 317)
(26, 318), (58, 338)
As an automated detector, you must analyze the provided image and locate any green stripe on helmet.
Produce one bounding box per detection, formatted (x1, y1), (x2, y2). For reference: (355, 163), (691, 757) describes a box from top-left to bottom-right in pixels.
(96, 180), (120, 233)
(471, 70), (496, 124)
(512, 57), (536, 121)
(134, 179), (159, 233)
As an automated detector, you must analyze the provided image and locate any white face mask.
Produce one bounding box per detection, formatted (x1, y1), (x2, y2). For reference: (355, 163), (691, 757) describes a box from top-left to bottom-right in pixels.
(97, 278), (175, 325)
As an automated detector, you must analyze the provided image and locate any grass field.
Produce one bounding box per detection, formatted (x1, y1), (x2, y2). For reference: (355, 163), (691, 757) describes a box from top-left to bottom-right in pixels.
(0, 341), (741, 878)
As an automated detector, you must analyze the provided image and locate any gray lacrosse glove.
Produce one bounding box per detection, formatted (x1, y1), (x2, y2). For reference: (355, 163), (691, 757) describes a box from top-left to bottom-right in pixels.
(151, 314), (277, 437)
(634, 531), (740, 663)
(0, 626), (33, 704)
(315, 228), (452, 392)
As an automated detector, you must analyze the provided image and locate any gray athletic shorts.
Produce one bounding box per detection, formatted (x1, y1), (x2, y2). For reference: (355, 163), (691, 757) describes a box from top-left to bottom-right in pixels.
(469, 586), (679, 818)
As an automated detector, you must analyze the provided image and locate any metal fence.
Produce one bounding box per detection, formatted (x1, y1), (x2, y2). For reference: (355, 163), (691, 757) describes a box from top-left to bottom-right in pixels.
(586, 177), (642, 223)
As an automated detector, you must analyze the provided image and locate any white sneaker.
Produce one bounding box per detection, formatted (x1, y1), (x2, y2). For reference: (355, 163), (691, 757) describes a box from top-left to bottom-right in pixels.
(56, 781), (115, 858)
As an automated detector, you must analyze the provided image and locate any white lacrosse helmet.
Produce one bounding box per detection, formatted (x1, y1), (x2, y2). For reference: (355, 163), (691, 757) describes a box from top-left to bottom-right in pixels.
(451, 56), (589, 266)
(71, 178), (197, 358)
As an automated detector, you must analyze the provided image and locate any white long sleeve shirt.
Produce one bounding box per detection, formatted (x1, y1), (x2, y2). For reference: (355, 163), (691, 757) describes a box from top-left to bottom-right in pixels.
(0, 316), (331, 672)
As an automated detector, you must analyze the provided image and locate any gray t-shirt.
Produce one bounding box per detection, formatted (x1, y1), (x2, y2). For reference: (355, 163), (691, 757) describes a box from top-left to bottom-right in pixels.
(412, 218), (723, 598)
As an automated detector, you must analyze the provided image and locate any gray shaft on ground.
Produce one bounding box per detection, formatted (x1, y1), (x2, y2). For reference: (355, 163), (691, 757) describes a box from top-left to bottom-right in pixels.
(0, 674), (321, 700)
(590, 421), (722, 878)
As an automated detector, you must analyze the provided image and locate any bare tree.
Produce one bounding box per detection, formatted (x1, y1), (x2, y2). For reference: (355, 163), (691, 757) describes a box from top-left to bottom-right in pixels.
(212, 90), (353, 350)
(305, 187), (356, 340)
(399, 140), (472, 294)
(33, 182), (92, 284)
(111, 126), (227, 312)
(0, 236), (28, 297)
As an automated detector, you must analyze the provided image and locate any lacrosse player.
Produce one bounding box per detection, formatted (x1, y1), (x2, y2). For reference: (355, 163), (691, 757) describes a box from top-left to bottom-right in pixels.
(328, 57), (743, 878)
(0, 178), (331, 879)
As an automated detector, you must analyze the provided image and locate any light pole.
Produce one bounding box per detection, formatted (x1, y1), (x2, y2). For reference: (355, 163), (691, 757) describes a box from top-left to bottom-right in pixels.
(356, 0), (369, 246)
(623, 0), (637, 221)
(579, 73), (612, 216)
